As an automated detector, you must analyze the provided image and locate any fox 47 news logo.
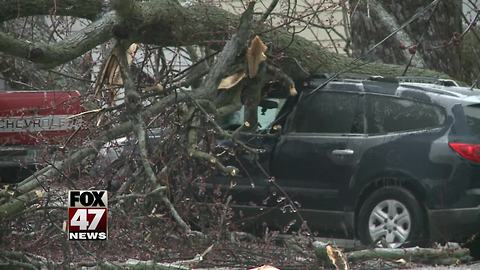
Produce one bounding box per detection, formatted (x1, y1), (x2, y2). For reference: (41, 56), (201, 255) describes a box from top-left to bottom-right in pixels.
(68, 190), (108, 240)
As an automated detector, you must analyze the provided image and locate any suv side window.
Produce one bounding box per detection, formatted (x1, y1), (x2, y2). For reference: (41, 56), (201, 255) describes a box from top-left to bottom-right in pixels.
(291, 92), (364, 134)
(366, 94), (445, 134)
(464, 104), (480, 135)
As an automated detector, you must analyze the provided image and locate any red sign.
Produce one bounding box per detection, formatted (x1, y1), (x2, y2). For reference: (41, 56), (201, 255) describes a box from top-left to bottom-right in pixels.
(0, 91), (83, 145)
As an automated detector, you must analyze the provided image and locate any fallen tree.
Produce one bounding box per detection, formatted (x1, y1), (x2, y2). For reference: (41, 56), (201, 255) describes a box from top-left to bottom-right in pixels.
(0, 0), (475, 268)
(0, 0), (446, 77)
(315, 243), (472, 269)
(0, 242), (472, 270)
(0, 0), (451, 220)
(0, 0), (258, 231)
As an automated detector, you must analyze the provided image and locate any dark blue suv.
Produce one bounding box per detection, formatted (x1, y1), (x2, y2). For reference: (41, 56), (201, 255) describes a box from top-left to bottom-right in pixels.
(211, 76), (480, 248)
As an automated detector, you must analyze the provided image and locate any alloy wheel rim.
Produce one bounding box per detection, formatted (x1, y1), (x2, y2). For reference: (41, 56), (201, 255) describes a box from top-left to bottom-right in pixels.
(368, 199), (411, 248)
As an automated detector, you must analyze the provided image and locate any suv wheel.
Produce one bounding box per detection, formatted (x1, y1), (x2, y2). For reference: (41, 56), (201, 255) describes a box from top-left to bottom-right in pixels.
(358, 186), (424, 248)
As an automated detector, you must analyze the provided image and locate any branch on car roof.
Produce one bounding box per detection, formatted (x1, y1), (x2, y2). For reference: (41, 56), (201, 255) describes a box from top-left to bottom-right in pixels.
(183, 2), (260, 176)
(0, 0), (448, 80)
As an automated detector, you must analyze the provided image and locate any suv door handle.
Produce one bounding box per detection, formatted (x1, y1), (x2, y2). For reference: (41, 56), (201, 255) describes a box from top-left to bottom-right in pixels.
(331, 149), (354, 155)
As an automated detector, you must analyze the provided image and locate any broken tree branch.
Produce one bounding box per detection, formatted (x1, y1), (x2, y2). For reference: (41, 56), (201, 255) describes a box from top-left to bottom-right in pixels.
(0, 12), (118, 68)
(0, 0), (257, 225)
(347, 247), (471, 265)
(315, 244), (472, 266)
(0, 0), (104, 22)
(116, 40), (197, 235)
(0, 0), (446, 79)
(187, 112), (238, 176)
(0, 190), (43, 219)
(0, 249), (219, 270)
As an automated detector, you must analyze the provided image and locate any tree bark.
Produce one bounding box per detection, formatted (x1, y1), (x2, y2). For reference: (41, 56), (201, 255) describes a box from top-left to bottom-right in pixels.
(461, 26), (480, 84)
(315, 244), (471, 266)
(346, 247), (471, 265)
(0, 190), (43, 219)
(349, 0), (463, 79)
(0, 0), (104, 21)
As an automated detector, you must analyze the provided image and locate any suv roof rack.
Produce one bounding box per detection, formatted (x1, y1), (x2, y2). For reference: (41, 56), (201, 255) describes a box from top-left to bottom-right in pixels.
(310, 74), (459, 87)
(310, 73), (398, 82)
(397, 76), (460, 87)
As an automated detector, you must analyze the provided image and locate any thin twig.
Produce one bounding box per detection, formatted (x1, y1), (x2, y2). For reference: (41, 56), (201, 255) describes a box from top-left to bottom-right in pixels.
(259, 0), (280, 24)
(116, 40), (196, 235)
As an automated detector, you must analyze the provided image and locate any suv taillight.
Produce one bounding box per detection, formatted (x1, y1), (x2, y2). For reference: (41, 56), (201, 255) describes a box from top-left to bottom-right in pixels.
(448, 142), (480, 164)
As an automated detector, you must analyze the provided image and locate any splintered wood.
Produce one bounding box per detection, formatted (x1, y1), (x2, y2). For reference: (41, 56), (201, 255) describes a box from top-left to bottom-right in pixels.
(247, 35), (267, 78)
(326, 245), (350, 270)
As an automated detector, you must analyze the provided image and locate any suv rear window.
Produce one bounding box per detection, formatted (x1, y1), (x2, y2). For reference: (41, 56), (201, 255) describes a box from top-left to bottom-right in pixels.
(464, 105), (480, 135)
(292, 92), (364, 133)
(366, 95), (445, 134)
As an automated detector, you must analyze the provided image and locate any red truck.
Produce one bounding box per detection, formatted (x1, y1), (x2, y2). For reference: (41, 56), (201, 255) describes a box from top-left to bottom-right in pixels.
(0, 91), (83, 182)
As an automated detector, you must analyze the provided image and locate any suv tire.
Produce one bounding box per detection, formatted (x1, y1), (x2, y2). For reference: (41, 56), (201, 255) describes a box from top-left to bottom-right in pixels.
(358, 186), (425, 247)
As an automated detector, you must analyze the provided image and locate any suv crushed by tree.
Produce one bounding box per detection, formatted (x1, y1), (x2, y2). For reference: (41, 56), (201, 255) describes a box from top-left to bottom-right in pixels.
(205, 75), (480, 248)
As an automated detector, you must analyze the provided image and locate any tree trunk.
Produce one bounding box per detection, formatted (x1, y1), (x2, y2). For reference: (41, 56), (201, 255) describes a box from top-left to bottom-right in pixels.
(349, 0), (463, 79)
(0, 0), (447, 79)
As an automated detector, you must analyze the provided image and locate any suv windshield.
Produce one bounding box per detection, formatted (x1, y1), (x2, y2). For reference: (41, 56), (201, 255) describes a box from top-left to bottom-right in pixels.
(465, 104), (480, 136)
(220, 98), (286, 130)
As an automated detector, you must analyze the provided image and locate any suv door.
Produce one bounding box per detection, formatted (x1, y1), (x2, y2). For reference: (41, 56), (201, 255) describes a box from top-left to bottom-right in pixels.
(269, 91), (365, 232)
(205, 100), (286, 220)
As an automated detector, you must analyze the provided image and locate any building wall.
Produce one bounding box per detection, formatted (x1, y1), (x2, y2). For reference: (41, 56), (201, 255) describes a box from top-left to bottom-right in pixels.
(218, 0), (349, 54)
